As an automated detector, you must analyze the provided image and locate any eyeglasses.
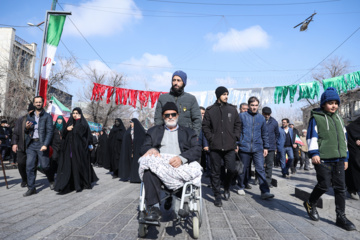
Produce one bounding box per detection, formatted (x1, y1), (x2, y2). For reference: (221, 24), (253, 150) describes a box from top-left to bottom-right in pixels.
(164, 113), (177, 118)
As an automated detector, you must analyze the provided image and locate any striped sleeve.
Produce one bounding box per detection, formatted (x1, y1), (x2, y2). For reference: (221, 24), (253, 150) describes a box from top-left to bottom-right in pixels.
(306, 117), (320, 158)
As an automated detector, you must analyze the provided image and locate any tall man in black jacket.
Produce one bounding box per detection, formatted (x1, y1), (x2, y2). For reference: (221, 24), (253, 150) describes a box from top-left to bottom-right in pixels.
(202, 86), (241, 207)
(12, 103), (36, 187)
(140, 102), (201, 221)
(24, 96), (54, 197)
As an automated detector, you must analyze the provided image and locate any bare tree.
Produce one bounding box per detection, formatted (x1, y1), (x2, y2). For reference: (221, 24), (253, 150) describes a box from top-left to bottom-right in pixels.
(312, 56), (350, 85)
(48, 56), (79, 92)
(79, 66), (133, 128)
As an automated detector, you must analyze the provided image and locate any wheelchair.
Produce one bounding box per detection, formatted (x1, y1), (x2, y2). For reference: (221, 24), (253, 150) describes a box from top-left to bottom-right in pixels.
(138, 181), (203, 238)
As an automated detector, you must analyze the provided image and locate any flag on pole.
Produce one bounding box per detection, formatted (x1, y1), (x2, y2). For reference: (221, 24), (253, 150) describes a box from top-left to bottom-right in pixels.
(295, 134), (304, 146)
(38, 13), (67, 106)
(46, 96), (71, 122)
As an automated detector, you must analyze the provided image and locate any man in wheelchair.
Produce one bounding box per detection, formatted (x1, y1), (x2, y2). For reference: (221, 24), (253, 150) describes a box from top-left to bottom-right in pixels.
(139, 102), (201, 222)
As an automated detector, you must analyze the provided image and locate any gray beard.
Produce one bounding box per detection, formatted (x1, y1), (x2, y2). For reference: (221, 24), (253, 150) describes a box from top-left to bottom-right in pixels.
(165, 118), (178, 128)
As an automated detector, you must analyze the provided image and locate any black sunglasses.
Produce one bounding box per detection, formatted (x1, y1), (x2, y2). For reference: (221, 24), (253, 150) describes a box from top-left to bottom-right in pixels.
(164, 113), (177, 118)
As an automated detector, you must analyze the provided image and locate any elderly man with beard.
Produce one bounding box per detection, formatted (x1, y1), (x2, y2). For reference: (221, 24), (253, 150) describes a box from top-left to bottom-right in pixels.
(154, 70), (202, 136)
(140, 102), (201, 221)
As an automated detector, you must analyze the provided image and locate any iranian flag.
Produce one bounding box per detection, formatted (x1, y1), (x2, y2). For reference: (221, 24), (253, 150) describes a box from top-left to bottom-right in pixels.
(295, 134), (304, 146)
(46, 96), (71, 122)
(38, 13), (67, 106)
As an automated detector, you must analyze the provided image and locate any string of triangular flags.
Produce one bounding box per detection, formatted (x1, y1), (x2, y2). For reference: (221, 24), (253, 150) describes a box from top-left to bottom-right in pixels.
(90, 83), (166, 108)
(274, 70), (360, 104)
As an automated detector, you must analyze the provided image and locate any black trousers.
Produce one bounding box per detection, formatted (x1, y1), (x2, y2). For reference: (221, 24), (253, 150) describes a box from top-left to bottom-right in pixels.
(17, 150), (27, 183)
(264, 151), (275, 185)
(309, 161), (346, 214)
(291, 147), (302, 173)
(210, 150), (236, 198)
(143, 170), (182, 207)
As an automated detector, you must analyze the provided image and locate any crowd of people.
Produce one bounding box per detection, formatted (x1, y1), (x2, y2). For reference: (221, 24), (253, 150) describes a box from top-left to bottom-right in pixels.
(2, 70), (359, 232)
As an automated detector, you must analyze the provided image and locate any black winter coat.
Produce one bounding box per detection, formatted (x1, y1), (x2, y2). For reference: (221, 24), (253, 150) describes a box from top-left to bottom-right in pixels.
(202, 102), (241, 151)
(12, 115), (27, 152)
(141, 124), (201, 164)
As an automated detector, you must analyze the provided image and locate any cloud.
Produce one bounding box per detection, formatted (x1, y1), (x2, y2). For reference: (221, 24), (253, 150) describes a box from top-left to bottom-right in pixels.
(63, 0), (142, 37)
(123, 53), (173, 71)
(215, 77), (237, 86)
(208, 26), (270, 52)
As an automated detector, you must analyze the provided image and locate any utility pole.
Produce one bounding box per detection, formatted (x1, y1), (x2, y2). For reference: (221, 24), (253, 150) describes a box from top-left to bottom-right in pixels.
(51, 0), (58, 10)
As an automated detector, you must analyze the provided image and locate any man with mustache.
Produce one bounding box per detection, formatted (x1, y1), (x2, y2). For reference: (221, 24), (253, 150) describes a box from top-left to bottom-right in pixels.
(140, 102), (201, 221)
(154, 70), (202, 136)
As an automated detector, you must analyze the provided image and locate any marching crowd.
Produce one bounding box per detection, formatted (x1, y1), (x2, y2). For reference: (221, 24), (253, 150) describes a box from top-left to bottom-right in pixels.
(2, 70), (359, 232)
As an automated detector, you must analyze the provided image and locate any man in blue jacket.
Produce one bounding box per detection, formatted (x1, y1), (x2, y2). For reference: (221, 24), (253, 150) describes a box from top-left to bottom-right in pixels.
(262, 107), (280, 187)
(237, 96), (274, 199)
(23, 96), (54, 197)
(278, 118), (295, 178)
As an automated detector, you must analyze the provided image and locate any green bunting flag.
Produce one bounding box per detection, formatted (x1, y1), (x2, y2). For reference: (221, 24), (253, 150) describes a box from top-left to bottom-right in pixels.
(323, 75), (347, 94)
(274, 86), (283, 104)
(282, 86), (289, 103)
(288, 84), (297, 103)
(297, 81), (320, 101)
(345, 71), (360, 90)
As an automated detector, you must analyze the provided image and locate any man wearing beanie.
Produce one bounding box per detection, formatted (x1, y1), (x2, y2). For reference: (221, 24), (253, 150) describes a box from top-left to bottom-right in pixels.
(261, 107), (280, 187)
(140, 102), (201, 221)
(12, 103), (36, 188)
(202, 86), (241, 207)
(154, 70), (202, 136)
(304, 87), (356, 231)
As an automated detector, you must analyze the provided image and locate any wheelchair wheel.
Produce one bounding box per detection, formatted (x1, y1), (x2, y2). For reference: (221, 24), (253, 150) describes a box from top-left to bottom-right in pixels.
(197, 199), (202, 227)
(138, 223), (147, 238)
(192, 212), (200, 239)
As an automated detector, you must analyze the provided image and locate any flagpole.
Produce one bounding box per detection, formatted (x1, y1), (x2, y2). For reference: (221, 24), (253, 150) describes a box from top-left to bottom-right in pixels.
(35, 11), (50, 96)
(35, 10), (71, 97)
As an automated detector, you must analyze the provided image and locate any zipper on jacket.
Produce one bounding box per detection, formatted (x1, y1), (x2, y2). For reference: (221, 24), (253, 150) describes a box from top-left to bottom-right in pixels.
(330, 116), (341, 157)
(250, 115), (254, 152)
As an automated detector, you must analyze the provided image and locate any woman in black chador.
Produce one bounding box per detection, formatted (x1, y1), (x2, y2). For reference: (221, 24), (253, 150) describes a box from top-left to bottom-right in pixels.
(107, 118), (126, 178)
(346, 117), (360, 200)
(96, 129), (108, 168)
(54, 108), (98, 193)
(119, 118), (146, 183)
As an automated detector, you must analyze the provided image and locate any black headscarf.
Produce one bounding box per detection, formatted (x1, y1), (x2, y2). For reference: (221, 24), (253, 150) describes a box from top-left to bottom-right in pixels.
(97, 129), (108, 167)
(345, 117), (360, 193)
(119, 118), (146, 183)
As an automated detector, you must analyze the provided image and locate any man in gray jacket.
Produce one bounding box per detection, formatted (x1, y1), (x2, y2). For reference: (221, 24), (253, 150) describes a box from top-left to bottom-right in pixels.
(154, 70), (202, 136)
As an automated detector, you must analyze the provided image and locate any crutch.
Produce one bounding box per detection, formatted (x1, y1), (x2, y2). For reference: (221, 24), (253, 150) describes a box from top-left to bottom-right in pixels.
(0, 155), (9, 189)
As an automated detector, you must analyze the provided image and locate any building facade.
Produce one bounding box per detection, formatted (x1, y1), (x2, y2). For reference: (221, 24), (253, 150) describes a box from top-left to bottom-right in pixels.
(0, 27), (37, 115)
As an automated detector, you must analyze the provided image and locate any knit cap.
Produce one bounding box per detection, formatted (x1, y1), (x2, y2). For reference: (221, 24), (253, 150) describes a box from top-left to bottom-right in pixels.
(172, 70), (187, 86)
(320, 87), (340, 106)
(215, 86), (229, 99)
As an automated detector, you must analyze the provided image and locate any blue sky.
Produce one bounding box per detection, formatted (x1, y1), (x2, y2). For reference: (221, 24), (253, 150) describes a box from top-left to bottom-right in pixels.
(1, 0), (360, 105)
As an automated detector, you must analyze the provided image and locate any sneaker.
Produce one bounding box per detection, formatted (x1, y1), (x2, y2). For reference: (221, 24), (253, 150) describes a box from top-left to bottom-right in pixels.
(261, 192), (274, 200)
(349, 192), (359, 200)
(23, 188), (36, 197)
(237, 189), (246, 196)
(304, 168), (310, 171)
(49, 182), (55, 190)
(224, 190), (230, 200)
(214, 197), (222, 207)
(245, 184), (252, 189)
(303, 200), (319, 221)
(336, 213), (357, 231)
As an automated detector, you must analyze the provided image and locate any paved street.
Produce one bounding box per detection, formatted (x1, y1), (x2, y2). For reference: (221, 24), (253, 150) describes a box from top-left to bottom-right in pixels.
(0, 166), (360, 240)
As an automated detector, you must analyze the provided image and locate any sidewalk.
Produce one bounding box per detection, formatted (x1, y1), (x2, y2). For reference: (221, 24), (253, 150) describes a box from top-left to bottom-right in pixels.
(0, 167), (359, 240)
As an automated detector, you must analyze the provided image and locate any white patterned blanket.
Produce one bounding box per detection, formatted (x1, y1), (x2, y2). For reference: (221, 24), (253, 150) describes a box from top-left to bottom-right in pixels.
(138, 154), (203, 190)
